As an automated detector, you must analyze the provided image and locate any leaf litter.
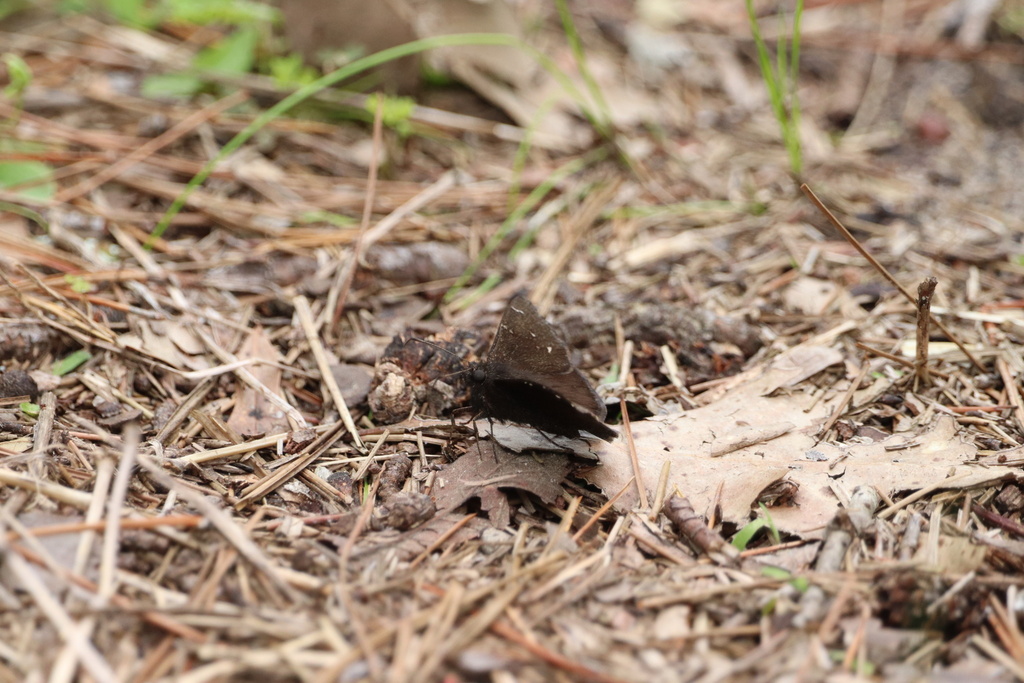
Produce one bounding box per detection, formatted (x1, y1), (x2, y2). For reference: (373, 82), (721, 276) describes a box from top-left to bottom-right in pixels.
(2, 2), (1024, 682)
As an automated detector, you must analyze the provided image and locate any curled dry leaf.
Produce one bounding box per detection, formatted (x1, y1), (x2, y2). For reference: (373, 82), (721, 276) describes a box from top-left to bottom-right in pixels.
(369, 330), (477, 424)
(431, 440), (571, 528)
(0, 369), (38, 399)
(379, 454), (413, 500)
(381, 491), (436, 531)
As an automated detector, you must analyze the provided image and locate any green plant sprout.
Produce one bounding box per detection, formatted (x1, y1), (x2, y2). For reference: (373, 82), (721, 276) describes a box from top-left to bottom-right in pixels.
(52, 350), (92, 376)
(0, 160), (57, 202)
(142, 25), (260, 98)
(365, 93), (417, 139)
(733, 503), (782, 550)
(554, 0), (613, 141)
(268, 53), (319, 88)
(745, 0), (804, 176)
(64, 274), (94, 293)
(100, 0), (276, 30)
(2, 53), (31, 104)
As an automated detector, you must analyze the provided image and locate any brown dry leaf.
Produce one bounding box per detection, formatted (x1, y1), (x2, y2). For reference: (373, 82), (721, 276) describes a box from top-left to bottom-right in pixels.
(431, 441), (571, 528)
(0, 437), (32, 453)
(226, 327), (291, 436)
(587, 347), (1023, 538)
(126, 320), (190, 369)
(115, 321), (206, 372)
(164, 321), (205, 356)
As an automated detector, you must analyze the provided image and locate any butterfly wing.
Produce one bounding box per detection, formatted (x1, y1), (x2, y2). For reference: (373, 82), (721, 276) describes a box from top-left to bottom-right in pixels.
(485, 295), (607, 421)
(479, 374), (617, 441)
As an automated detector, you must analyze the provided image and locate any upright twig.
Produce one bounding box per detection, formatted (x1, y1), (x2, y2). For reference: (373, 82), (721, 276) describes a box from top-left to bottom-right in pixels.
(801, 184), (984, 371)
(914, 277), (937, 388)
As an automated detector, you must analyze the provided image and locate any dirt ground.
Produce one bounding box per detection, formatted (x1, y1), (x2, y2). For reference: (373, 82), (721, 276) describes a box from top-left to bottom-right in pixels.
(2, 1), (1024, 681)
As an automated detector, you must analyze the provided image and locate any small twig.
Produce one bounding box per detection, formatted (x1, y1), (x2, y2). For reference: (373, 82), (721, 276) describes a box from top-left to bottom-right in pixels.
(801, 184), (984, 372)
(352, 429), (389, 480)
(914, 277), (937, 388)
(415, 583), (524, 683)
(5, 514), (206, 544)
(135, 454), (301, 602)
(996, 355), (1024, 437)
(172, 422), (337, 464)
(535, 178), (622, 314)
(855, 341), (952, 380)
(649, 460), (672, 521)
(841, 604), (872, 673)
(339, 471), (382, 574)
(193, 327), (308, 430)
(0, 468), (93, 508)
(360, 170), (460, 249)
(489, 617), (631, 683)
(409, 513), (479, 570)
(972, 634), (1024, 681)
(72, 456), (115, 577)
(293, 296), (363, 450)
(620, 398), (648, 510)
(986, 594), (1024, 663)
(573, 476), (635, 542)
(30, 391), (56, 479)
(819, 362), (870, 439)
(972, 502), (1024, 538)
(542, 495), (582, 559)
(98, 425), (139, 603)
(0, 540), (118, 682)
(236, 421), (347, 506)
(877, 470), (974, 519)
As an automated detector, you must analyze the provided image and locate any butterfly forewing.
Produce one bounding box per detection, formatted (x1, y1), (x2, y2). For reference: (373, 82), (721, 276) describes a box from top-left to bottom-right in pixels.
(487, 297), (571, 372)
(477, 294), (610, 432)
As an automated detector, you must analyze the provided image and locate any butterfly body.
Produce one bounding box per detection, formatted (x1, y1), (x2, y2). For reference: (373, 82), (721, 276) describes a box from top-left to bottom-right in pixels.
(469, 296), (616, 442)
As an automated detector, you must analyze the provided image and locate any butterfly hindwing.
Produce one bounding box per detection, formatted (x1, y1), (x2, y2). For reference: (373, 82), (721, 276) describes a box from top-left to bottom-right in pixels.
(470, 295), (615, 441)
(487, 296), (606, 418)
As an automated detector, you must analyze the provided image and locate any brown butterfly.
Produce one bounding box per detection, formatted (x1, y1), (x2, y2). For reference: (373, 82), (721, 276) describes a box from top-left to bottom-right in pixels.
(468, 296), (617, 442)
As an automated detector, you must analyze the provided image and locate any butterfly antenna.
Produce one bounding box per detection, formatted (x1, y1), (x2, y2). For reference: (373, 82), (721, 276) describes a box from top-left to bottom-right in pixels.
(403, 336), (461, 360)
(403, 336), (471, 381)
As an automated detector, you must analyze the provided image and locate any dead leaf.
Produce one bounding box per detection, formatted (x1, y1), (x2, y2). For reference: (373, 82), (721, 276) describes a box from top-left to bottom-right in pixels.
(227, 327), (291, 436)
(135, 320), (188, 369)
(586, 345), (1023, 538)
(431, 441), (571, 528)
